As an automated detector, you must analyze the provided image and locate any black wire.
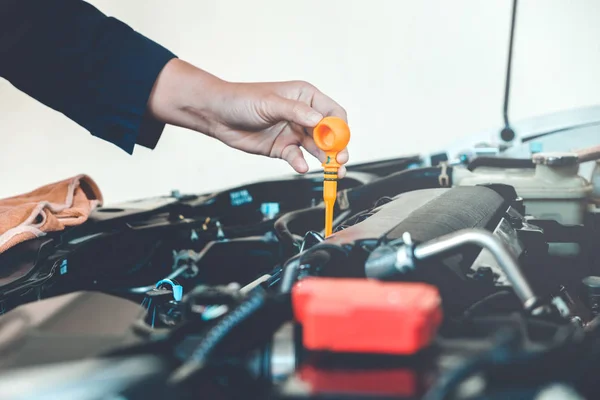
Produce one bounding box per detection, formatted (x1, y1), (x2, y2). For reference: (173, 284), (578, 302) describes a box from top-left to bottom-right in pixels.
(462, 291), (516, 319)
(373, 196), (394, 207)
(167, 290), (267, 386)
(336, 196), (393, 231)
(503, 0), (518, 129)
(335, 210), (369, 232)
(521, 120), (600, 143)
(423, 328), (521, 400)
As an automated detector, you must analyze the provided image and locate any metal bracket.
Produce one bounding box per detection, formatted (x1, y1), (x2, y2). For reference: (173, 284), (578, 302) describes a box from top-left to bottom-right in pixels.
(438, 162), (450, 187)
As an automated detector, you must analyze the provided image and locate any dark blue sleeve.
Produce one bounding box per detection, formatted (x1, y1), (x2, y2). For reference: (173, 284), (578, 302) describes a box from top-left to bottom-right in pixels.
(0, 0), (177, 153)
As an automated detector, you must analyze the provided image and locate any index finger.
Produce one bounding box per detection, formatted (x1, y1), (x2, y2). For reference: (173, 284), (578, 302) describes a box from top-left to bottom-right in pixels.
(311, 90), (348, 122)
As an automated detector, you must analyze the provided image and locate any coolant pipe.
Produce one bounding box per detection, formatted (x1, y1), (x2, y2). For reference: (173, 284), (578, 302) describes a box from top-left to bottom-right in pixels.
(413, 229), (539, 311)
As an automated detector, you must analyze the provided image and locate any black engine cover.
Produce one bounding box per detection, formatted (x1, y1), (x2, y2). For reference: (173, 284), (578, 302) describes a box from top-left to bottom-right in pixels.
(307, 186), (522, 315)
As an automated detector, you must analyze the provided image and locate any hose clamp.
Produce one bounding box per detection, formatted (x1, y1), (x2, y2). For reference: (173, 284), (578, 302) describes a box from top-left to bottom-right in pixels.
(394, 232), (417, 272)
(438, 162), (450, 187)
(337, 189), (350, 210)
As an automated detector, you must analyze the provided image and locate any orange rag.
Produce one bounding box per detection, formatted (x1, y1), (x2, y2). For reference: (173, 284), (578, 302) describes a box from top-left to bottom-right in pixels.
(0, 175), (103, 254)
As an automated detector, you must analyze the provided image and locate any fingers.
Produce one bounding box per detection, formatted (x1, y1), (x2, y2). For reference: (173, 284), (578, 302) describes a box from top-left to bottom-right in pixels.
(302, 133), (348, 165)
(281, 144), (309, 174)
(269, 82), (350, 176)
(270, 97), (323, 128)
(310, 89), (348, 122)
(299, 85), (349, 177)
(337, 147), (349, 164)
(270, 82), (347, 127)
(301, 132), (326, 163)
(300, 127), (349, 179)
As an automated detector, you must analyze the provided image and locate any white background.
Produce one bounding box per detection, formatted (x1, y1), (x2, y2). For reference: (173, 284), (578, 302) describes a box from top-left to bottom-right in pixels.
(1, 0), (599, 203)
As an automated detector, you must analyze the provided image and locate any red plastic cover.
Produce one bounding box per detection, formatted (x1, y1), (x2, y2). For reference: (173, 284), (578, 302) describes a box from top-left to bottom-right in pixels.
(292, 277), (442, 355)
(298, 365), (417, 397)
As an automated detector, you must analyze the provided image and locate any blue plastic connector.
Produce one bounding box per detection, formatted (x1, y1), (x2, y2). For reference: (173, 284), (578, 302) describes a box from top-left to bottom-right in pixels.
(155, 279), (183, 302)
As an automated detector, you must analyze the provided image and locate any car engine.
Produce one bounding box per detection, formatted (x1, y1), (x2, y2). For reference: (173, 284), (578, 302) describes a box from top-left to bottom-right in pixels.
(0, 125), (599, 400)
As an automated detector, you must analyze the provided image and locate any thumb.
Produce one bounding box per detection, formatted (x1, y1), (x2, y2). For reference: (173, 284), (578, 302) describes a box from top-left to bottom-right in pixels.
(269, 97), (323, 127)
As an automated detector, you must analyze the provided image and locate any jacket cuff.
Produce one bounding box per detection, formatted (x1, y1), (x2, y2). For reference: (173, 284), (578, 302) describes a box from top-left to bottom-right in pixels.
(137, 110), (167, 150)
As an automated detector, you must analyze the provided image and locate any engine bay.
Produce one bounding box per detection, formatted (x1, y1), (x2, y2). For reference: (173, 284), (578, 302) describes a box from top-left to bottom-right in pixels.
(0, 129), (599, 399)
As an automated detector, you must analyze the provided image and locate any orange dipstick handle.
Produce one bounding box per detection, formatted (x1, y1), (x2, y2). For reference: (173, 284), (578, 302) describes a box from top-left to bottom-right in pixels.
(313, 116), (351, 237)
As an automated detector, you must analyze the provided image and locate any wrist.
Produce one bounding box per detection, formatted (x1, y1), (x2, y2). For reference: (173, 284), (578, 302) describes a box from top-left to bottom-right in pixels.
(147, 58), (228, 136)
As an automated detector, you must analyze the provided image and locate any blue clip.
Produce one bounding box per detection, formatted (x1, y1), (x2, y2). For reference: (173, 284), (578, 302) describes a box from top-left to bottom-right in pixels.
(155, 279), (183, 302)
(260, 202), (280, 219)
(529, 142), (543, 154)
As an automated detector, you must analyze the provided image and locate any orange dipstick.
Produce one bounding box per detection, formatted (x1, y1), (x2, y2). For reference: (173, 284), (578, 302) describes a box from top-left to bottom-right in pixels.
(313, 116), (351, 237)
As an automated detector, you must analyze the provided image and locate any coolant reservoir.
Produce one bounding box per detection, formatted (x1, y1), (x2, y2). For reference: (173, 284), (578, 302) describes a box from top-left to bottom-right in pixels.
(453, 152), (593, 256)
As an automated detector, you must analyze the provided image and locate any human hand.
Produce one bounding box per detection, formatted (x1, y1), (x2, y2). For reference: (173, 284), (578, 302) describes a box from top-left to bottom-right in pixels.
(147, 59), (349, 177)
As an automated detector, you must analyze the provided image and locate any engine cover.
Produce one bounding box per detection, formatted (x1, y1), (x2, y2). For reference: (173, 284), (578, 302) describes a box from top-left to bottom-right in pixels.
(305, 185), (544, 314)
(0, 291), (145, 371)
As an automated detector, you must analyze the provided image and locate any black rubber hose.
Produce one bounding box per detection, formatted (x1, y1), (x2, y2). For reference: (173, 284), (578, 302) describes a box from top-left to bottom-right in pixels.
(278, 243), (351, 293)
(274, 206), (324, 254)
(345, 155), (421, 176)
(341, 166), (450, 212)
(274, 206), (323, 243)
(467, 156), (534, 171)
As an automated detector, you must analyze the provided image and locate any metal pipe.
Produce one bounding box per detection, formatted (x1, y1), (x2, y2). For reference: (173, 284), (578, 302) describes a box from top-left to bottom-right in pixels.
(240, 274), (271, 294)
(413, 228), (537, 309)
